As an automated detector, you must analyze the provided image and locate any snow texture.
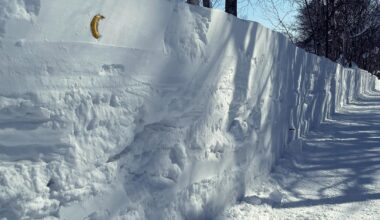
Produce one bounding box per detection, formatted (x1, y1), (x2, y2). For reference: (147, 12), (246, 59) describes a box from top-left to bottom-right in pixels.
(220, 68), (380, 220)
(0, 0), (367, 219)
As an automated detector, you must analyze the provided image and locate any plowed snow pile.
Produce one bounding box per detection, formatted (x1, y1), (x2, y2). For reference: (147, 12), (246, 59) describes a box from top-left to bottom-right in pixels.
(0, 0), (356, 219)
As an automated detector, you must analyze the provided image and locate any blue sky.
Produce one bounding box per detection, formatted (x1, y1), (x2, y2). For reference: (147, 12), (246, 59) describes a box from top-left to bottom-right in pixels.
(244, 1), (297, 30)
(212, 1), (297, 31)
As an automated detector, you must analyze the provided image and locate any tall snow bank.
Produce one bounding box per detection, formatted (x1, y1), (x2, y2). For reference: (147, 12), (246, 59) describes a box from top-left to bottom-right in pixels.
(334, 67), (380, 115)
(0, 0), (367, 219)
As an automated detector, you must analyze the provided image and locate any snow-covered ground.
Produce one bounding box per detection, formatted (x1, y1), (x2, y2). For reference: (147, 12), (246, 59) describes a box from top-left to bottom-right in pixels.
(0, 0), (377, 219)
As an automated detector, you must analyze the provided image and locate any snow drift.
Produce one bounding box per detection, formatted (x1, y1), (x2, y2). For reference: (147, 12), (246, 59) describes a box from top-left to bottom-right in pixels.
(0, 0), (371, 219)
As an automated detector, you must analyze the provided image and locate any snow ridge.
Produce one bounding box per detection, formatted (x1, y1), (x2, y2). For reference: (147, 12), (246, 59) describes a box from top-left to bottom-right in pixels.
(0, 0), (364, 219)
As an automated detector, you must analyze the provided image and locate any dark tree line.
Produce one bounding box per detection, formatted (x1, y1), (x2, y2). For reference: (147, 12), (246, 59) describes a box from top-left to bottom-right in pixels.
(294, 0), (380, 74)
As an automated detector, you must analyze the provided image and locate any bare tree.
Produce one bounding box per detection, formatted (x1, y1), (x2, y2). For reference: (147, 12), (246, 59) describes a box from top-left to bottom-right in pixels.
(256, 0), (296, 43)
(187, 0), (200, 5)
(186, 0), (214, 8)
(203, 0), (212, 8)
(211, 0), (223, 8)
(225, 0), (238, 16)
(294, 0), (380, 73)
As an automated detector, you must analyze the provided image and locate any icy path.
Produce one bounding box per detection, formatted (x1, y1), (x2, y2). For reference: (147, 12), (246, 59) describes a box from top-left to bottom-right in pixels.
(221, 76), (380, 220)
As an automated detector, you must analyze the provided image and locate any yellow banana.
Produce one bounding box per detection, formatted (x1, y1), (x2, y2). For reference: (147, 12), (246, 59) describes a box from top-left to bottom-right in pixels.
(90, 14), (105, 39)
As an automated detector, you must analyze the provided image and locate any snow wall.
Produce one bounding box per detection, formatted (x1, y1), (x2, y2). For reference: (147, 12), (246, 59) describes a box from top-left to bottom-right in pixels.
(0, 0), (376, 219)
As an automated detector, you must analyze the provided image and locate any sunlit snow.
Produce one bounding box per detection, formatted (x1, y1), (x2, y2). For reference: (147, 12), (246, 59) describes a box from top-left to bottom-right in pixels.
(0, 0), (379, 219)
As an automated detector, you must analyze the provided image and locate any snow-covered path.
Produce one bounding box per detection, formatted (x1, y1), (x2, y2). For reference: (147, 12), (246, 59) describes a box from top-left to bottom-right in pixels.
(221, 76), (380, 219)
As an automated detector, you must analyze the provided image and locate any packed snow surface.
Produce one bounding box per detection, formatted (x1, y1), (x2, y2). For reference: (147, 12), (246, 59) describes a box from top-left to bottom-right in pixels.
(0, 0), (378, 219)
